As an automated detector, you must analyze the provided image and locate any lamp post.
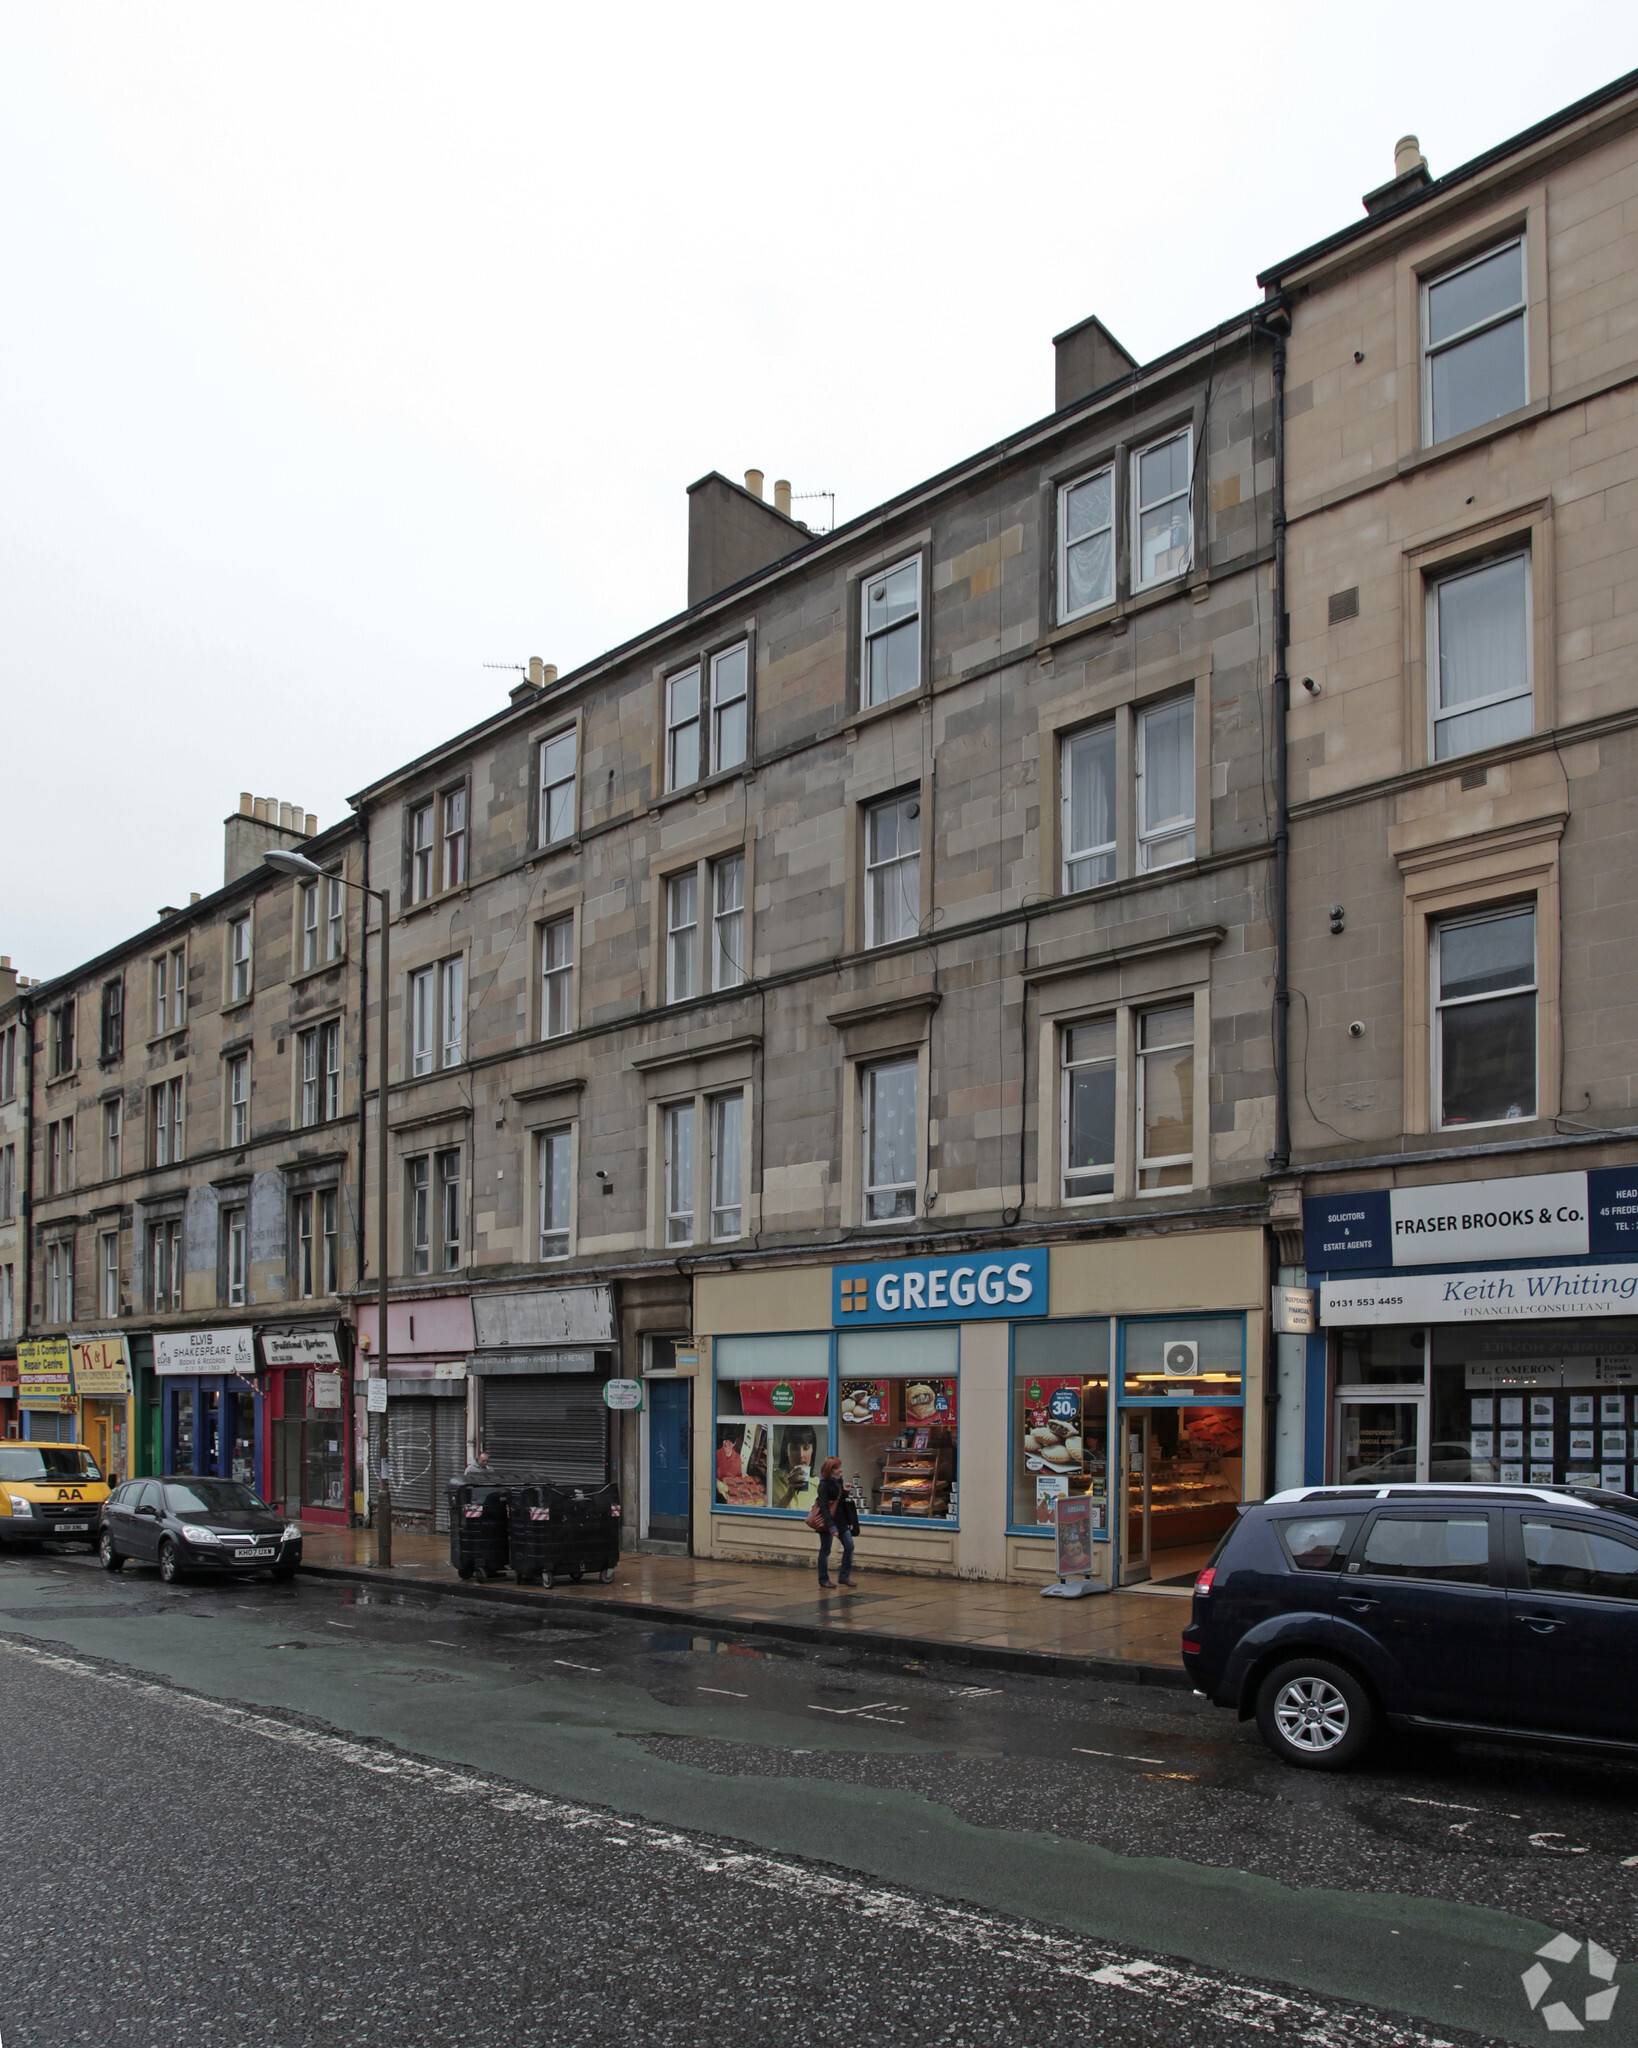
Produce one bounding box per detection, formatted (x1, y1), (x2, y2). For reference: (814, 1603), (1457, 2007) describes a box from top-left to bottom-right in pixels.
(264, 846), (393, 1566)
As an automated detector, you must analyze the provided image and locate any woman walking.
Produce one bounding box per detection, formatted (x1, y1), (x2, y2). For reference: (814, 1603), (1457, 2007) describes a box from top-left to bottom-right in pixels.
(813, 1455), (856, 1589)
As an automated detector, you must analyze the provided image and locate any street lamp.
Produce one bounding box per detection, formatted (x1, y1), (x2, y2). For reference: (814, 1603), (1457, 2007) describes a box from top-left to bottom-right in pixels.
(264, 846), (394, 1567)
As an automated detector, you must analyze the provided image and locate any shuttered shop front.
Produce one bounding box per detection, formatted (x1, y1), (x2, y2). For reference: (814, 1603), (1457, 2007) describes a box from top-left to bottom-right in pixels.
(387, 1396), (467, 1530)
(481, 1377), (607, 1484)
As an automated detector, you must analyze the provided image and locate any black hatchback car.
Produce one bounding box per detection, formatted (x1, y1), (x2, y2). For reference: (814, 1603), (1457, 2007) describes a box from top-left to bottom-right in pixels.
(1182, 1483), (1638, 1770)
(99, 1478), (303, 1584)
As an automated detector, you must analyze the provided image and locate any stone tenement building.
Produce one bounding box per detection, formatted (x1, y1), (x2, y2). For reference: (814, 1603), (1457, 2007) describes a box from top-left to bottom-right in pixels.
(18, 798), (366, 1530)
(350, 304), (1280, 1588)
(1263, 71), (1638, 1498)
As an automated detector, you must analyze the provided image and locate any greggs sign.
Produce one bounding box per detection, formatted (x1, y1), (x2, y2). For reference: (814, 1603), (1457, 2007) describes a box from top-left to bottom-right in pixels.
(833, 1248), (1048, 1326)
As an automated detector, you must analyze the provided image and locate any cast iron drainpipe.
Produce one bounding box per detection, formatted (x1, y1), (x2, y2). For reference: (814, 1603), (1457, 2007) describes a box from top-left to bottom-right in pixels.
(1256, 298), (1293, 1176)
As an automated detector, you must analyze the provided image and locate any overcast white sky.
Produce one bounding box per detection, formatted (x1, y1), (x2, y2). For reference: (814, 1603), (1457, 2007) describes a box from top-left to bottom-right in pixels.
(3, 4), (1634, 980)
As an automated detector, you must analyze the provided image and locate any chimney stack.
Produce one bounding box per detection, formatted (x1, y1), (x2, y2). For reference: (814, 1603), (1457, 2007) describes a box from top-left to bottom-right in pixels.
(744, 468), (764, 501)
(1364, 132), (1431, 214)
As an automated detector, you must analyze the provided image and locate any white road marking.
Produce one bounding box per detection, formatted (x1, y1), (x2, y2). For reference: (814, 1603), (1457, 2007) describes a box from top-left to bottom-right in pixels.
(0, 1636), (1457, 2048)
(808, 1701), (893, 1716)
(428, 1640), (462, 1648)
(1075, 1747), (1166, 1766)
(325, 1622), (356, 1631)
(554, 1659), (600, 1673)
(698, 1687), (748, 1698)
(1402, 1797), (1482, 1814)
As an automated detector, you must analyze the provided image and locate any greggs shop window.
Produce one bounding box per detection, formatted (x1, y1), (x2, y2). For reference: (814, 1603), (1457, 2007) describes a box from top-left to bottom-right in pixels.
(1120, 1315), (1245, 1549)
(1011, 1320), (1110, 1532)
(838, 1327), (959, 1522)
(714, 1333), (829, 1514)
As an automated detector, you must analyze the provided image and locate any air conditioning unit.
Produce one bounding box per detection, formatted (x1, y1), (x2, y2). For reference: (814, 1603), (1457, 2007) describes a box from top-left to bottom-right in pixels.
(1162, 1340), (1200, 1378)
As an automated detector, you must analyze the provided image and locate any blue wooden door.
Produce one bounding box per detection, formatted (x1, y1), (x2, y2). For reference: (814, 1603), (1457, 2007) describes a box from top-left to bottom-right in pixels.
(649, 1379), (689, 1527)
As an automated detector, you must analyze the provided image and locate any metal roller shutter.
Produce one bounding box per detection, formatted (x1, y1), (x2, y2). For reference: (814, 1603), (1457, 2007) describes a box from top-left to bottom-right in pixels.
(481, 1376), (607, 1485)
(433, 1402), (466, 1532)
(388, 1401), (436, 1517)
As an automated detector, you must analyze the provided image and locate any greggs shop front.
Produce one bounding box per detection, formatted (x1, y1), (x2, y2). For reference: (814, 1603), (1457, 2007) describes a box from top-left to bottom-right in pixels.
(693, 1229), (1265, 1587)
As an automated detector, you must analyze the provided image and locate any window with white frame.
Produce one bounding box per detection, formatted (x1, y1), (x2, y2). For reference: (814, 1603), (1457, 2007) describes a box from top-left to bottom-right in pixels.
(1062, 1020), (1116, 1200)
(862, 557), (920, 706)
(863, 1057), (917, 1222)
(441, 956), (464, 1067)
(321, 1189), (339, 1294)
(148, 1219), (181, 1312)
(47, 1237), (74, 1322)
(865, 793), (921, 947)
(298, 1029), (320, 1128)
(0, 1144), (12, 1220)
(47, 1116), (74, 1193)
(150, 1077), (183, 1167)
(438, 1149), (462, 1271)
(408, 1156), (431, 1275)
(538, 1127), (572, 1260)
(229, 915), (252, 1003)
(1424, 238), (1527, 447)
(154, 944), (187, 1034)
(1136, 696), (1195, 871)
(0, 1022), (14, 1101)
(442, 786), (467, 891)
(666, 666), (701, 792)
(1062, 721), (1115, 891)
(300, 884), (320, 972)
(101, 977), (124, 1059)
(411, 967), (435, 1076)
(295, 1192), (315, 1298)
(325, 875), (345, 962)
(539, 729), (577, 846)
(228, 1053), (249, 1147)
(409, 800), (435, 904)
(100, 1230), (120, 1318)
(1132, 428), (1192, 590)
(1433, 906), (1536, 1128)
(711, 642), (749, 774)
(541, 914), (574, 1038)
(710, 1090), (744, 1240)
(50, 1001), (75, 1076)
(0, 1264), (12, 1342)
(322, 1019), (340, 1120)
(225, 1208), (247, 1307)
(1059, 465), (1115, 620)
(712, 854), (744, 991)
(103, 1100), (121, 1179)
(1428, 550), (1531, 760)
(664, 1101), (695, 1245)
(1137, 1003), (1194, 1191)
(666, 872), (698, 1004)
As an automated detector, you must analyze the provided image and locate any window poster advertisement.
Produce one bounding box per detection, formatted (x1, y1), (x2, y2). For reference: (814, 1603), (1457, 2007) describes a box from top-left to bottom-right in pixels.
(840, 1381), (890, 1427)
(735, 1379), (827, 1418)
(715, 1422), (769, 1507)
(903, 1379), (957, 1428)
(1021, 1376), (1082, 1487)
(1035, 1472), (1069, 1524)
(770, 1423), (821, 1511)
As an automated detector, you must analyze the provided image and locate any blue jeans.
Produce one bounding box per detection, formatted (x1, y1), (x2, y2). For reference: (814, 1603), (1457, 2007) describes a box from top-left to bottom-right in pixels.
(818, 1524), (854, 1583)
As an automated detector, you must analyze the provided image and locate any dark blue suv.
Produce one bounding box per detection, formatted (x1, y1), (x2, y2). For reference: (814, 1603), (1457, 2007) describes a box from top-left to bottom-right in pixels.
(1181, 1483), (1638, 1770)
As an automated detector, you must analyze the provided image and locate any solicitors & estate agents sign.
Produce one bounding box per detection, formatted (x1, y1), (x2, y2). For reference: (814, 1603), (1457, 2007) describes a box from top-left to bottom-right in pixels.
(1305, 1169), (1638, 1272)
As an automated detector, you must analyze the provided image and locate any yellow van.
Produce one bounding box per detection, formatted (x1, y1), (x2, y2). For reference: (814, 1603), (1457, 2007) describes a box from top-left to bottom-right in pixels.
(0, 1440), (109, 1550)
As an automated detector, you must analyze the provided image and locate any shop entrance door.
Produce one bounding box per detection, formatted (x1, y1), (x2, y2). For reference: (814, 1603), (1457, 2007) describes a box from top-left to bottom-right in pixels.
(647, 1379), (690, 1544)
(1336, 1398), (1425, 1486)
(1119, 1411), (1152, 1585)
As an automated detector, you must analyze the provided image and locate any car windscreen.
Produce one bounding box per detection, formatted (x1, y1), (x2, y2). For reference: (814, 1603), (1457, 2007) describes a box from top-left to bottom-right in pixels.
(0, 1446), (102, 1484)
(162, 1481), (269, 1516)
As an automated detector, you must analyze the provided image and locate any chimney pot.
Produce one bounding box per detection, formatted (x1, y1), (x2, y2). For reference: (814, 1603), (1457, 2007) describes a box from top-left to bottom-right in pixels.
(774, 478), (792, 518)
(1, 955), (10, 970)
(189, 891), (201, 905)
(541, 663), (558, 686)
(744, 468), (764, 500)
(279, 802), (295, 831)
(239, 792), (253, 816)
(1394, 133), (1424, 178)
(304, 812), (317, 836)
(528, 655), (544, 688)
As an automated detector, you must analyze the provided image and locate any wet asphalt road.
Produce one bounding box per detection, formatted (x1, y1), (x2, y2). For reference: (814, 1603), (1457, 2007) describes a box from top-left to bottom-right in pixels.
(0, 1548), (1634, 2047)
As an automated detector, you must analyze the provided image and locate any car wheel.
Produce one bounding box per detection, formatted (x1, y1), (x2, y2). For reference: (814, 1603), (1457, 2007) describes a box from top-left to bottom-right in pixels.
(1255, 1658), (1373, 1771)
(158, 1539), (182, 1585)
(99, 1531), (125, 1573)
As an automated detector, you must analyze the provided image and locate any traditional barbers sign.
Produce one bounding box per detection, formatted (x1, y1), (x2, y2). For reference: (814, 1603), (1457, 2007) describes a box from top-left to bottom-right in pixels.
(154, 1328), (256, 1376)
(833, 1247), (1048, 1326)
(260, 1327), (341, 1368)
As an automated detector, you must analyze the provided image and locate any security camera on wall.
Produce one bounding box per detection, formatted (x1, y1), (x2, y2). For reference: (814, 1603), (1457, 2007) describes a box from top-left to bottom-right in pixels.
(1162, 1340), (1200, 1378)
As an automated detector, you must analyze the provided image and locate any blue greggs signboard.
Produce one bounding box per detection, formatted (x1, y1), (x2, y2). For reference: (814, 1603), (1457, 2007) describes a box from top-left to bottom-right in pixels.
(833, 1247), (1049, 1326)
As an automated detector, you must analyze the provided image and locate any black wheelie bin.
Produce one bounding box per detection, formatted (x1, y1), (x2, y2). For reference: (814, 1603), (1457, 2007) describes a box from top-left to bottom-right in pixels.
(508, 1480), (621, 1588)
(447, 1474), (513, 1581)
